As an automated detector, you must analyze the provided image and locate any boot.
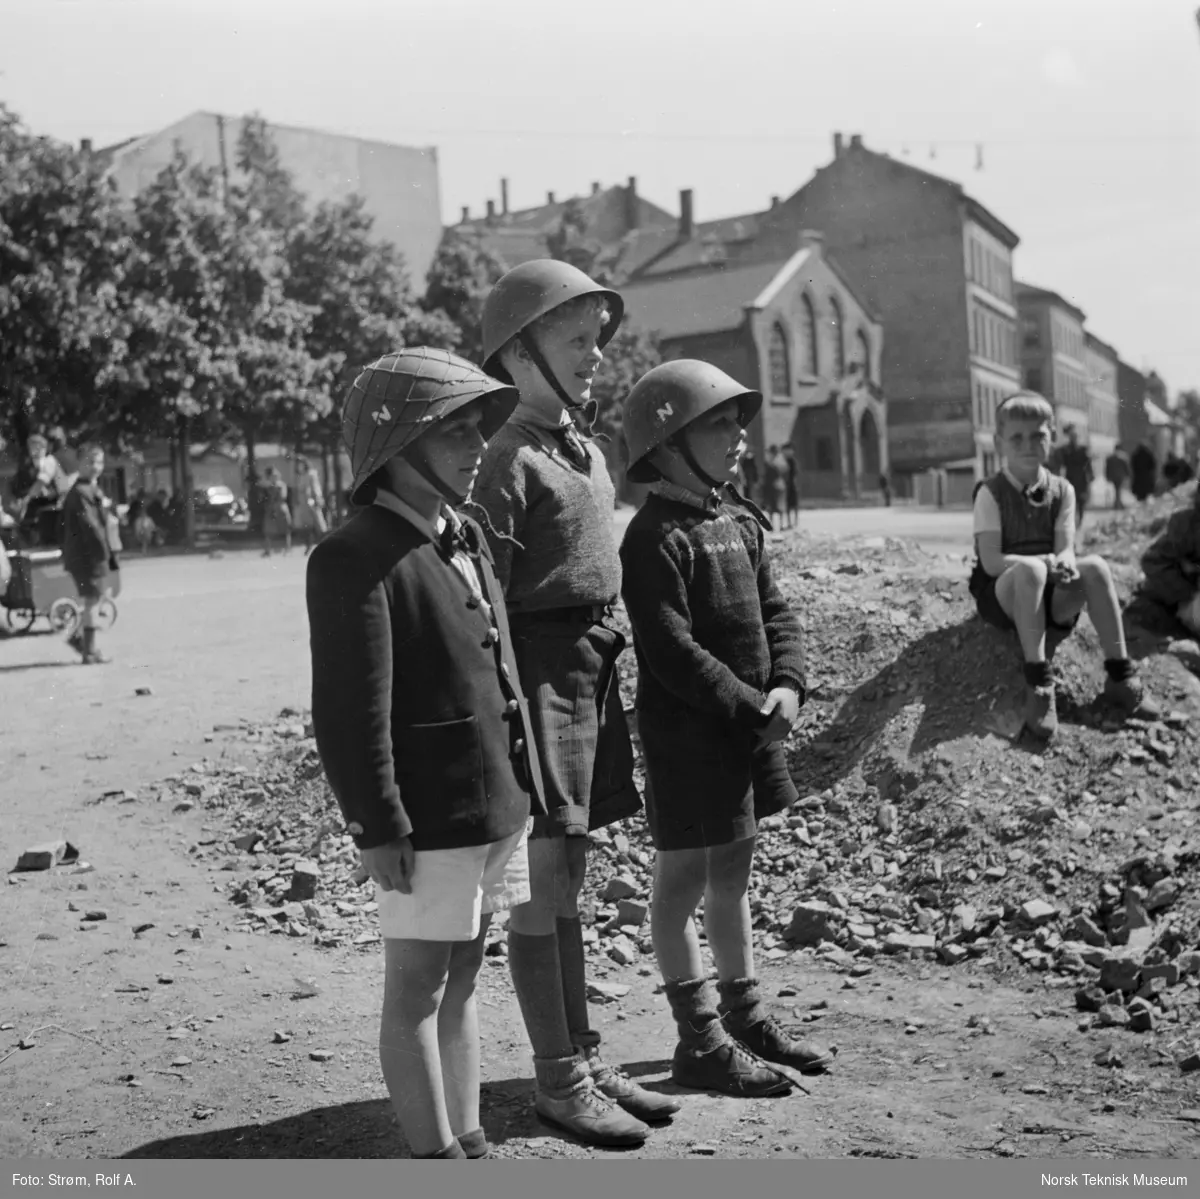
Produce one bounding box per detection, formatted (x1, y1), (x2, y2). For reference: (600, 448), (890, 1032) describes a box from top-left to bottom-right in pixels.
(578, 1041), (680, 1123)
(80, 626), (109, 665)
(664, 978), (790, 1098)
(533, 1053), (649, 1147)
(1022, 682), (1056, 739)
(456, 1128), (492, 1159)
(718, 978), (835, 1075)
(67, 625), (85, 657)
(1103, 671), (1160, 720)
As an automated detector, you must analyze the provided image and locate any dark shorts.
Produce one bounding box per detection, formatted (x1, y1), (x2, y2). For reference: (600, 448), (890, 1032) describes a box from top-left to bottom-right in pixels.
(972, 569), (1080, 636)
(70, 568), (109, 601)
(637, 708), (798, 852)
(509, 615), (642, 841)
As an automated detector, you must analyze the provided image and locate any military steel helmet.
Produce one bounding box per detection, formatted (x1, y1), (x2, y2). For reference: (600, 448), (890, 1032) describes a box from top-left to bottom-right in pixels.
(481, 259), (624, 380)
(622, 360), (762, 484)
(343, 346), (519, 503)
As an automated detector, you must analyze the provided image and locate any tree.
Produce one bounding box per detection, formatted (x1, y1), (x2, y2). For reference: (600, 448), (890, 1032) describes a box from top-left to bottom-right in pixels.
(0, 104), (139, 459)
(422, 228), (507, 362)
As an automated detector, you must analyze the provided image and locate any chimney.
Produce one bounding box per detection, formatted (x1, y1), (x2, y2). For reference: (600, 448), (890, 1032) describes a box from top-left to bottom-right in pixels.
(800, 229), (824, 252)
(591, 181), (601, 196)
(500, 178), (509, 215)
(80, 138), (93, 155)
(460, 205), (470, 223)
(679, 189), (694, 239)
(770, 195), (780, 210)
(547, 190), (556, 205)
(486, 199), (496, 222)
(833, 132), (844, 158)
(849, 133), (863, 150)
(625, 176), (639, 230)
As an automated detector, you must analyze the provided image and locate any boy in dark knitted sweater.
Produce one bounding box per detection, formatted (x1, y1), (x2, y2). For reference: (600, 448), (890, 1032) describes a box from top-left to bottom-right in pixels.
(970, 391), (1157, 739)
(620, 360), (835, 1099)
(1134, 487), (1200, 637)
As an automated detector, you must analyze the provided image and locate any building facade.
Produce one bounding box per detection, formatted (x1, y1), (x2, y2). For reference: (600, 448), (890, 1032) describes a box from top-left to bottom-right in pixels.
(621, 232), (886, 501)
(92, 112), (444, 285)
(1015, 283), (1090, 441)
(731, 134), (1020, 483)
(1083, 331), (1120, 487)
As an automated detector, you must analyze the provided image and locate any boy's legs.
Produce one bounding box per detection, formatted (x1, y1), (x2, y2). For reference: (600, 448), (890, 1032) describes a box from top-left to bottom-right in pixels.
(994, 558), (1057, 737)
(380, 937), (460, 1157)
(439, 915), (492, 1141)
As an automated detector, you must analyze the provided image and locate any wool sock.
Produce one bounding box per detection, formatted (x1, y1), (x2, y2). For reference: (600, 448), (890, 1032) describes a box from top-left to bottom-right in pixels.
(717, 977), (765, 1027)
(456, 1128), (489, 1159)
(1104, 657), (1135, 682)
(557, 916), (600, 1052)
(1023, 661), (1052, 687)
(506, 931), (575, 1062)
(663, 978), (727, 1053)
(413, 1139), (466, 1159)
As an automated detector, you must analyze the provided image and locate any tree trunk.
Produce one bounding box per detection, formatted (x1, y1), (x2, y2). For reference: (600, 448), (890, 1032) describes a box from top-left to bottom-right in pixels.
(330, 434), (345, 525)
(178, 413), (196, 549)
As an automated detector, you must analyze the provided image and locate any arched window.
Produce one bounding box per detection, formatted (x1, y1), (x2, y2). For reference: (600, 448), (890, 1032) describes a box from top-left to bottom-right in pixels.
(799, 293), (818, 376)
(830, 295), (845, 377)
(856, 328), (871, 382)
(768, 323), (790, 396)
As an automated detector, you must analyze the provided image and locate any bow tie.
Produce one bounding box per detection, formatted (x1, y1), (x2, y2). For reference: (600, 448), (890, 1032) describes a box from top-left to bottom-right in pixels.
(438, 518), (474, 560)
(549, 424), (589, 469)
(1024, 483), (1048, 503)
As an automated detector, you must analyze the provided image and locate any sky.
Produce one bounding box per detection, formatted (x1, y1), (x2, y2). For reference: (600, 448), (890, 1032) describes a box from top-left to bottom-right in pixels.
(3, 0), (1199, 393)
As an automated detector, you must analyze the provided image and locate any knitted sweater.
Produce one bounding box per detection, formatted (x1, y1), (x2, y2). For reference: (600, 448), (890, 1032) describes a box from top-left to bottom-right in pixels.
(620, 493), (806, 728)
(472, 416), (621, 611)
(1141, 505), (1200, 607)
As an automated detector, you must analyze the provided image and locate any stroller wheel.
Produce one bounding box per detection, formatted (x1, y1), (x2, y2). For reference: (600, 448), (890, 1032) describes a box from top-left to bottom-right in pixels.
(96, 598), (118, 630)
(1, 606), (36, 634)
(49, 597), (81, 635)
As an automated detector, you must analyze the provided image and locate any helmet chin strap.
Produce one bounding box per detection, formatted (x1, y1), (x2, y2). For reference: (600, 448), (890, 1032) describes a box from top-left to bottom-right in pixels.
(673, 431), (772, 530)
(402, 443), (471, 509)
(517, 328), (587, 415)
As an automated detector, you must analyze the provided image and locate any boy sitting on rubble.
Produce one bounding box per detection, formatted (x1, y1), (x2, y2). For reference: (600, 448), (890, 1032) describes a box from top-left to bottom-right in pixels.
(969, 391), (1158, 740)
(1135, 485), (1200, 638)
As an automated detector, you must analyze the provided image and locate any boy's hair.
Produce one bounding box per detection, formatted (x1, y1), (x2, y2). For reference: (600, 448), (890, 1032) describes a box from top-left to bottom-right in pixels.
(995, 391), (1054, 434)
(499, 294), (612, 367)
(27, 434), (48, 453)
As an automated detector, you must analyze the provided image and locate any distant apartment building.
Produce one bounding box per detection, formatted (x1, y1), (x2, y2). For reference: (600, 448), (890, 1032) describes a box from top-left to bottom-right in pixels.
(90, 111), (444, 284)
(1083, 331), (1120, 478)
(733, 133), (1021, 485)
(1015, 284), (1090, 446)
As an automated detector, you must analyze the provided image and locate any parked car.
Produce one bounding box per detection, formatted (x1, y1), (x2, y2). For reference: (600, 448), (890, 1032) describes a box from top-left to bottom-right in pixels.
(192, 485), (238, 524)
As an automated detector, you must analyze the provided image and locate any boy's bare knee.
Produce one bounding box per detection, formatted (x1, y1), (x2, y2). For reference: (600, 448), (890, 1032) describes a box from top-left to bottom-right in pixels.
(705, 839), (755, 895)
(1076, 555), (1111, 582)
(1008, 557), (1048, 586)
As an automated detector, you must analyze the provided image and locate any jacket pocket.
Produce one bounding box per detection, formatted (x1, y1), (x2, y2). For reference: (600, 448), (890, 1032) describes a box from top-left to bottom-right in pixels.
(393, 716), (487, 839)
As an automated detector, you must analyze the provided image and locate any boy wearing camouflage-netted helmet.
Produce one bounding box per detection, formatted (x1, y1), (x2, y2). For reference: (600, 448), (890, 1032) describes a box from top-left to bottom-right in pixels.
(307, 347), (546, 1161)
(471, 260), (672, 1148)
(620, 360), (836, 1098)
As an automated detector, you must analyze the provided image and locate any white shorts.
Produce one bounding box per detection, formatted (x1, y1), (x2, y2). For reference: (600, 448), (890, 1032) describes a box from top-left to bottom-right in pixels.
(376, 824), (531, 942)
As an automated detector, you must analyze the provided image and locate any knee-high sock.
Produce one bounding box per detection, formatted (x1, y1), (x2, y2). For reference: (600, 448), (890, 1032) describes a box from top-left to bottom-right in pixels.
(506, 931), (574, 1062)
(556, 916), (598, 1050)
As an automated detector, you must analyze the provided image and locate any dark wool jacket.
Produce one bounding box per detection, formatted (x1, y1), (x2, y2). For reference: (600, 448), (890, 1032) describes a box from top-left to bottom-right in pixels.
(306, 504), (546, 853)
(620, 494), (806, 730)
(1140, 503), (1200, 608)
(61, 481), (114, 584)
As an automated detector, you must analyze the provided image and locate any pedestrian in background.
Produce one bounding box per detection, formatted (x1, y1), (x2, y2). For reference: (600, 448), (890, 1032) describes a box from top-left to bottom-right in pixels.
(61, 444), (118, 665)
(261, 466), (292, 557)
(763, 445), (788, 531)
(292, 456), (328, 556)
(1131, 442), (1157, 502)
(782, 444), (799, 528)
(1049, 424), (1093, 528)
(1105, 448), (1130, 509)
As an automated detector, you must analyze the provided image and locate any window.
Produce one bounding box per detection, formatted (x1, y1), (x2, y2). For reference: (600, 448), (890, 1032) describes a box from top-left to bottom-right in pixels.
(799, 293), (818, 375)
(815, 437), (834, 472)
(856, 329), (871, 382)
(1023, 316), (1040, 349)
(829, 295), (845, 377)
(768, 322), (790, 396)
(1025, 367), (1043, 393)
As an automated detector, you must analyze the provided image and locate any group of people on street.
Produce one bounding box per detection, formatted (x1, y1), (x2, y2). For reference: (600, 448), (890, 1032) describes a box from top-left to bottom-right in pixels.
(250, 459), (329, 557)
(302, 257), (1185, 1164)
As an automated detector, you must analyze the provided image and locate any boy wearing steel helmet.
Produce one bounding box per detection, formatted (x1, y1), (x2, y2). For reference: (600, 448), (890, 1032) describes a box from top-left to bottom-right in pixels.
(306, 347), (545, 1161)
(472, 260), (669, 1147)
(620, 360), (836, 1097)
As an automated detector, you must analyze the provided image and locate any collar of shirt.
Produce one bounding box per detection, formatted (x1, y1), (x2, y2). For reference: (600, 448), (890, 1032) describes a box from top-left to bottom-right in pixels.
(1003, 465), (1048, 495)
(511, 399), (572, 433)
(649, 479), (723, 514)
(372, 488), (453, 541)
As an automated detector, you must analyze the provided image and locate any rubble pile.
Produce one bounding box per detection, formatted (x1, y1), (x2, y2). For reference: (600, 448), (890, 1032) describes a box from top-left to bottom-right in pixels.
(164, 499), (1200, 1056)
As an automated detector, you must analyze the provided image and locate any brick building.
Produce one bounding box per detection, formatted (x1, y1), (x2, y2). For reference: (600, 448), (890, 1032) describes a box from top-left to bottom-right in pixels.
(91, 112), (444, 284)
(730, 134), (1021, 488)
(621, 225), (886, 500)
(1015, 283), (1090, 439)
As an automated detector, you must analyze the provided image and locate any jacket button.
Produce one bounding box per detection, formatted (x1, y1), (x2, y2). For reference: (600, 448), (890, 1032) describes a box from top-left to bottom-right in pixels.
(484, 628), (499, 646)
(347, 822), (364, 836)
(514, 738), (525, 754)
(466, 595), (481, 609)
(506, 699), (520, 715)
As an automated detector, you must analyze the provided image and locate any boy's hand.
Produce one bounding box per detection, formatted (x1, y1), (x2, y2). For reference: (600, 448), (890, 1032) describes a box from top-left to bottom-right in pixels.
(1049, 551), (1078, 584)
(756, 686), (801, 748)
(360, 837), (416, 894)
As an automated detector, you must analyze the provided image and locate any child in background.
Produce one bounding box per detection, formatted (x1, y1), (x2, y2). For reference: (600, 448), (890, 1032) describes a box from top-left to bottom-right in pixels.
(61, 444), (118, 664)
(969, 391), (1158, 740)
(1137, 486), (1200, 637)
(620, 359), (835, 1099)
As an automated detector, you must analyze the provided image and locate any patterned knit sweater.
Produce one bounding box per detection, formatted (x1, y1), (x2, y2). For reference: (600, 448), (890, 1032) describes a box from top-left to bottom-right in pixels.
(620, 493), (806, 728)
(472, 417), (621, 611)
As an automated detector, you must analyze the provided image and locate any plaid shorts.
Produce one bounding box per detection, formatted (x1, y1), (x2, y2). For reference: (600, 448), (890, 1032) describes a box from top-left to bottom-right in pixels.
(509, 615), (642, 840)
